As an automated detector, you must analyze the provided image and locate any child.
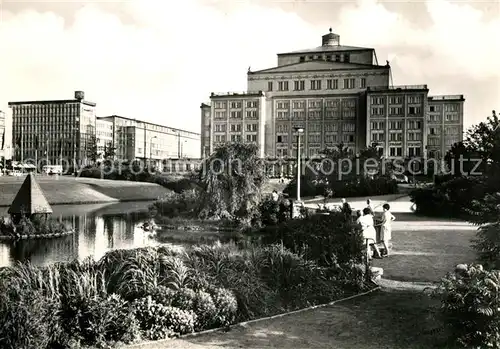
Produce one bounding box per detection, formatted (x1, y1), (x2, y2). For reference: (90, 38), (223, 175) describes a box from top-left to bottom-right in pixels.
(380, 203), (396, 256)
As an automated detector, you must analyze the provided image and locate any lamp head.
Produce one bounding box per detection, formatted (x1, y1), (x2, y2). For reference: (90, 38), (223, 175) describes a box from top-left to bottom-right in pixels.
(293, 126), (304, 133)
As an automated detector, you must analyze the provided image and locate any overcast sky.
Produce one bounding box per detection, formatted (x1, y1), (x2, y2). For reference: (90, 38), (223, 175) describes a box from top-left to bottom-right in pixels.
(0, 0), (498, 133)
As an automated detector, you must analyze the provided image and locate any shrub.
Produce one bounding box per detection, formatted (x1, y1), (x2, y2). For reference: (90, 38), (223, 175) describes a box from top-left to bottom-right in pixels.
(151, 189), (200, 218)
(0, 288), (60, 349)
(0, 216), (71, 238)
(258, 196), (290, 226)
(259, 211), (364, 266)
(150, 285), (176, 306)
(133, 297), (196, 340)
(432, 264), (500, 348)
(192, 290), (217, 330)
(209, 287), (238, 328)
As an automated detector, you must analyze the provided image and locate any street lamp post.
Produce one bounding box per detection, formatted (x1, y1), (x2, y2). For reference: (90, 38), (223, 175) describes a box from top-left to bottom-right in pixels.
(149, 136), (157, 169)
(293, 126), (304, 218)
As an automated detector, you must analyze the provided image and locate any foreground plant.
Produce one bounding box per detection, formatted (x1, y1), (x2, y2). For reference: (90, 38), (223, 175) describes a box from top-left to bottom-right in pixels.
(432, 264), (500, 348)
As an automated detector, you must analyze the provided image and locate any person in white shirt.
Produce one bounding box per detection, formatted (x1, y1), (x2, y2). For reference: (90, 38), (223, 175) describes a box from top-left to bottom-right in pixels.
(271, 190), (279, 202)
(356, 207), (382, 259)
(380, 203), (396, 256)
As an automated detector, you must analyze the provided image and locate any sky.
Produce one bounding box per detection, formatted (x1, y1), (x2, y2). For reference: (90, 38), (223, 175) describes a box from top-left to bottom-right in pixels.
(0, 0), (499, 136)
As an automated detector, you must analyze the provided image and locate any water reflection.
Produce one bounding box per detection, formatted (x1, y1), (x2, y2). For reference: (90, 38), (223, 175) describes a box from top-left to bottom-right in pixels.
(0, 201), (161, 268)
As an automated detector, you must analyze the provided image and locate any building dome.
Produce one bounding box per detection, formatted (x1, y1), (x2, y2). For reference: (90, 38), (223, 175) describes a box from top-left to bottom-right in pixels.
(322, 28), (340, 46)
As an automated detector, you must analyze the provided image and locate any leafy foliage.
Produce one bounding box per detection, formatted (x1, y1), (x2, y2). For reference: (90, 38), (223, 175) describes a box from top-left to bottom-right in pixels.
(196, 142), (266, 224)
(0, 216), (71, 238)
(432, 264), (500, 348)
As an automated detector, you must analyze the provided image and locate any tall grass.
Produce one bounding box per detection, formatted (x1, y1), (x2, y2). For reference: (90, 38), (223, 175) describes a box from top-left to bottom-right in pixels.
(0, 241), (369, 348)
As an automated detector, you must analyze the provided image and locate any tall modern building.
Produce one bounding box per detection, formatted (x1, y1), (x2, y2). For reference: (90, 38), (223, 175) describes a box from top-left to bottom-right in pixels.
(8, 91), (97, 169)
(97, 115), (200, 165)
(200, 29), (465, 171)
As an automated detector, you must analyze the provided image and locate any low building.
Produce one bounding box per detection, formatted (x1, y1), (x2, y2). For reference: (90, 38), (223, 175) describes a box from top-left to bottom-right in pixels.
(97, 115), (201, 166)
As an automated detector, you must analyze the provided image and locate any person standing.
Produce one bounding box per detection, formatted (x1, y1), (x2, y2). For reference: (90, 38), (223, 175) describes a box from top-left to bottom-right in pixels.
(366, 199), (374, 215)
(356, 207), (382, 259)
(341, 198), (352, 217)
(271, 190), (279, 202)
(380, 203), (396, 256)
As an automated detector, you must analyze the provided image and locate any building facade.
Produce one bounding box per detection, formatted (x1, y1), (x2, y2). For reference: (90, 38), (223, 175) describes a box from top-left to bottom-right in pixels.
(97, 115), (201, 165)
(426, 95), (465, 159)
(8, 91), (97, 169)
(0, 110), (5, 161)
(200, 29), (465, 168)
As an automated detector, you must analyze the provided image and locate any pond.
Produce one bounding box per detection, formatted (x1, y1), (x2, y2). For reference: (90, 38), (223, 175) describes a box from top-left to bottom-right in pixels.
(0, 201), (165, 268)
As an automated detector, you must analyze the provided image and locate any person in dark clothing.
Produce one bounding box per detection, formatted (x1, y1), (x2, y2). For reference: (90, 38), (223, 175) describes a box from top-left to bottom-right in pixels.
(341, 198), (352, 217)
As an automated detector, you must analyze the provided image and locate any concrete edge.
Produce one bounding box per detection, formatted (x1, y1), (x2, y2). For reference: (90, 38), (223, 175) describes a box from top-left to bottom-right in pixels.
(125, 285), (381, 348)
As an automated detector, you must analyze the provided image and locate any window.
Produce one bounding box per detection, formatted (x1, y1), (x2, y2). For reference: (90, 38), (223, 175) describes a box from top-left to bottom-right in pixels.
(389, 133), (403, 141)
(371, 132), (385, 142)
(325, 99), (339, 108)
(214, 111), (226, 119)
(309, 134), (321, 143)
(408, 106), (422, 115)
(324, 123), (338, 132)
(230, 101), (242, 109)
(407, 132), (422, 141)
(408, 121), (422, 129)
(445, 104), (459, 112)
(389, 121), (403, 130)
(308, 111), (321, 119)
(371, 121), (384, 130)
(371, 107), (383, 116)
(292, 111), (305, 119)
(246, 134), (257, 142)
(343, 134), (355, 143)
(277, 124), (289, 133)
(360, 78), (366, 88)
(326, 79), (338, 90)
(308, 100), (321, 109)
(299, 56), (305, 62)
(309, 123), (321, 132)
(408, 96), (422, 104)
(230, 134), (242, 142)
(371, 97), (384, 105)
(246, 110), (257, 118)
(408, 147), (422, 157)
(389, 147), (402, 157)
(278, 81), (289, 91)
(309, 148), (320, 157)
(246, 101), (258, 108)
(215, 102), (226, 109)
(294, 80), (305, 91)
(276, 135), (288, 143)
(268, 82), (273, 91)
(343, 78), (355, 89)
(343, 53), (350, 62)
(277, 111), (288, 119)
(325, 134), (337, 143)
(445, 114), (459, 122)
(389, 107), (403, 115)
(246, 124), (257, 132)
(292, 101), (305, 109)
(230, 111), (242, 118)
(429, 127), (438, 135)
(277, 101), (289, 109)
(215, 124), (226, 132)
(342, 123), (355, 132)
(230, 124), (242, 132)
(310, 80), (322, 90)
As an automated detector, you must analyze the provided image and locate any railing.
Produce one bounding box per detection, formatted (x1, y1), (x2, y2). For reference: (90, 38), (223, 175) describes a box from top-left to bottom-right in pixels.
(210, 91), (264, 97)
(367, 85), (428, 91)
(428, 95), (464, 101)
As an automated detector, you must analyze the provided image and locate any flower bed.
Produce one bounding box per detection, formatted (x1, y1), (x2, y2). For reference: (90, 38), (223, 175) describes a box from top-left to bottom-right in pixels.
(0, 243), (373, 349)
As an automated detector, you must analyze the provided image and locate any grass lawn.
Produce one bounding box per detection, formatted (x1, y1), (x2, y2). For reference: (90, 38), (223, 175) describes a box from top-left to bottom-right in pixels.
(372, 213), (477, 282)
(126, 289), (455, 349)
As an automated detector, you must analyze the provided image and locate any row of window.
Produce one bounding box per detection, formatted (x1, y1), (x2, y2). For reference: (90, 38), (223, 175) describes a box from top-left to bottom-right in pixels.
(428, 114), (460, 122)
(214, 134), (258, 143)
(214, 101), (259, 109)
(12, 103), (81, 116)
(371, 106), (422, 116)
(371, 121), (423, 130)
(276, 133), (355, 144)
(269, 78), (365, 92)
(371, 96), (424, 105)
(214, 110), (259, 119)
(276, 109), (356, 119)
(213, 123), (258, 132)
(276, 99), (357, 110)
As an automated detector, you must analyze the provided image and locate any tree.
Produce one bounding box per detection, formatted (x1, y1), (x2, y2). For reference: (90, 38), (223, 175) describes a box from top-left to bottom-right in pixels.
(196, 142), (266, 224)
(87, 135), (99, 164)
(103, 141), (116, 160)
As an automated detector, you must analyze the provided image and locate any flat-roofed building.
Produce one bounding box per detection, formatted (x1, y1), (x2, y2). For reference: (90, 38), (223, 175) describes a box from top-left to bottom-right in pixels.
(97, 115), (200, 166)
(200, 103), (211, 158)
(426, 95), (465, 160)
(8, 91), (96, 169)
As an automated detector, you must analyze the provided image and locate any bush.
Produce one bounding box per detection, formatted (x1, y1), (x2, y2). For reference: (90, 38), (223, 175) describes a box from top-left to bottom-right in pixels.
(151, 189), (200, 218)
(258, 197), (290, 226)
(209, 287), (238, 328)
(258, 211), (364, 266)
(0, 216), (71, 238)
(133, 297), (196, 340)
(152, 175), (200, 193)
(432, 264), (500, 348)
(0, 288), (60, 349)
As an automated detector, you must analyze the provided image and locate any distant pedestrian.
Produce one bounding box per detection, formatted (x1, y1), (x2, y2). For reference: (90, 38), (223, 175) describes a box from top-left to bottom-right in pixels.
(324, 187), (333, 204)
(380, 203), (396, 256)
(271, 190), (279, 202)
(341, 198), (352, 217)
(366, 199), (374, 215)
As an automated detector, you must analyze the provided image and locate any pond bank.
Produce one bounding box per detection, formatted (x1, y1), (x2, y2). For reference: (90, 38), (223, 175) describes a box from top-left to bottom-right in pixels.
(0, 176), (171, 207)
